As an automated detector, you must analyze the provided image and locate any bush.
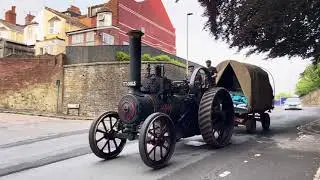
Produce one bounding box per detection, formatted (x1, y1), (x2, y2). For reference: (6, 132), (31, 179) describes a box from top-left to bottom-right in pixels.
(141, 54), (154, 61)
(115, 51), (186, 68)
(116, 51), (130, 61)
(153, 55), (172, 62)
(296, 63), (320, 96)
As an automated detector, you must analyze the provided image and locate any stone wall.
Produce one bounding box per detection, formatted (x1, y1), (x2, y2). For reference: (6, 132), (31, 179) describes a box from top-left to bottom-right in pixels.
(63, 62), (186, 117)
(301, 89), (320, 105)
(0, 54), (64, 112)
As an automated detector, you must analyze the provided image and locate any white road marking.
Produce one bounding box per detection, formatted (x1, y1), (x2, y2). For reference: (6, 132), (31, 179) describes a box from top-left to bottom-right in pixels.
(254, 153), (261, 157)
(219, 171), (231, 177)
(243, 160), (248, 163)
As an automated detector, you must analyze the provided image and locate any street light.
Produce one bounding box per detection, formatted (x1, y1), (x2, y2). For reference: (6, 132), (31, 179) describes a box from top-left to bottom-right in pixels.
(186, 12), (193, 75)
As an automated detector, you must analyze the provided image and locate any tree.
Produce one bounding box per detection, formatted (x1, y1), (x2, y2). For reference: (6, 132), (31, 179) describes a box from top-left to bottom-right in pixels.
(296, 63), (320, 96)
(178, 0), (320, 63)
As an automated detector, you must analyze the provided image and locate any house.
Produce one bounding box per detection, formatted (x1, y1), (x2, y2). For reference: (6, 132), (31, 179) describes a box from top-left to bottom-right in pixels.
(24, 6), (87, 55)
(0, 6), (24, 44)
(66, 0), (176, 55)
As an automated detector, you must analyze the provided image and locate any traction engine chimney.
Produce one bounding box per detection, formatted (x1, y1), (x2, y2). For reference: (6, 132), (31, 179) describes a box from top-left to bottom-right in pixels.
(127, 30), (144, 92)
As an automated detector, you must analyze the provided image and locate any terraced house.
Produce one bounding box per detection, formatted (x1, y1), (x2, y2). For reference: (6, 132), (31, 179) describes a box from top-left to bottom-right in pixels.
(24, 6), (87, 55)
(0, 6), (24, 43)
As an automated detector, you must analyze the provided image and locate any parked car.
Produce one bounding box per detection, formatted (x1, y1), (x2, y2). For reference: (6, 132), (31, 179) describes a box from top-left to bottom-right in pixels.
(284, 97), (302, 110)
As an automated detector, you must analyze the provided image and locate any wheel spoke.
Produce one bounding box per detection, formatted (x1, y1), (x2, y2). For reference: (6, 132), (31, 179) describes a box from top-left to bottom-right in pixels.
(162, 144), (169, 151)
(101, 140), (108, 151)
(148, 146), (156, 157)
(107, 139), (111, 153)
(160, 146), (163, 158)
(113, 139), (118, 148)
(96, 136), (104, 143)
(102, 120), (108, 132)
(97, 129), (105, 134)
(112, 119), (119, 129)
(109, 117), (113, 129)
(154, 146), (156, 161)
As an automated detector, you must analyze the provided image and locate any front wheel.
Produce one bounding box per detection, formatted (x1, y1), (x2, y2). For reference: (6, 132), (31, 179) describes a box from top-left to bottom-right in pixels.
(139, 113), (176, 169)
(88, 111), (126, 160)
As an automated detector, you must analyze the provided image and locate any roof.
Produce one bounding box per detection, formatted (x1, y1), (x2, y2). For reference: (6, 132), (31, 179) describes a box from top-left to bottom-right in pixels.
(45, 7), (88, 28)
(216, 60), (274, 112)
(0, 19), (24, 33)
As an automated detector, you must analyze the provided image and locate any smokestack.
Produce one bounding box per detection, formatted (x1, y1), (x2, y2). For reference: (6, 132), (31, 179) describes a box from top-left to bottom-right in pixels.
(5, 6), (16, 24)
(127, 30), (144, 91)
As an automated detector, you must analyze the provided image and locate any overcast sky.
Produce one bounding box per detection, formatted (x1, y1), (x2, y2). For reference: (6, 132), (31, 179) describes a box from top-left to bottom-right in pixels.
(1, 0), (311, 94)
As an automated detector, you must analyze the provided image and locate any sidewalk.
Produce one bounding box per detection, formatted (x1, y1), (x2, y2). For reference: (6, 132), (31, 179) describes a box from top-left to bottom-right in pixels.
(0, 113), (93, 176)
(0, 109), (94, 121)
(0, 113), (92, 147)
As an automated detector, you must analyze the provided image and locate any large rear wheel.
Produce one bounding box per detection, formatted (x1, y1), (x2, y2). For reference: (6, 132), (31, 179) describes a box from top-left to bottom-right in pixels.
(139, 113), (176, 169)
(198, 88), (235, 148)
(88, 111), (126, 160)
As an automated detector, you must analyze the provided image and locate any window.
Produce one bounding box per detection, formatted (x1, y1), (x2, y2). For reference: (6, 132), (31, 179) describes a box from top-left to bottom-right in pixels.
(71, 34), (84, 45)
(86, 32), (95, 46)
(102, 33), (114, 45)
(40, 48), (44, 55)
(49, 20), (59, 34)
(97, 12), (112, 27)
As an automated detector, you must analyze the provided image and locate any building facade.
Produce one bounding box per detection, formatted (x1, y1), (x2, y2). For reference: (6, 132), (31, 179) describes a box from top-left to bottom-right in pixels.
(67, 0), (176, 55)
(0, 6), (24, 44)
(24, 7), (87, 55)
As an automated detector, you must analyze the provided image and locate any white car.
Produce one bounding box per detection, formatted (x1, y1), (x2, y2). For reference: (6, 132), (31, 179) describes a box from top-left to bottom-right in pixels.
(284, 97), (303, 110)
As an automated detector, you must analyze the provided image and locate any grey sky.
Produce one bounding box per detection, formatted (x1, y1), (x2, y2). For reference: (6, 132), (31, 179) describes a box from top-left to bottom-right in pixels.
(1, 0), (311, 94)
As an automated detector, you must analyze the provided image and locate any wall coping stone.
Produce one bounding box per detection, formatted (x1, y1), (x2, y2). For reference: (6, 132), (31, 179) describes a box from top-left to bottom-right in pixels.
(63, 61), (186, 68)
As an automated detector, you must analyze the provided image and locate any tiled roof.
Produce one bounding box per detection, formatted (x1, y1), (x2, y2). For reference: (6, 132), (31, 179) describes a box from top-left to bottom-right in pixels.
(45, 7), (88, 28)
(0, 19), (24, 33)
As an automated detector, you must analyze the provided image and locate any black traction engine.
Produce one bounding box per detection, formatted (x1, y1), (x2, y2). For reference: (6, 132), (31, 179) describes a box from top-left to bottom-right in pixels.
(88, 30), (235, 169)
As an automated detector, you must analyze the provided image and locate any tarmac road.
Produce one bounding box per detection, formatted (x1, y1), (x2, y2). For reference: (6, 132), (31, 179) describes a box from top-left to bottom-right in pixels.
(1, 107), (320, 180)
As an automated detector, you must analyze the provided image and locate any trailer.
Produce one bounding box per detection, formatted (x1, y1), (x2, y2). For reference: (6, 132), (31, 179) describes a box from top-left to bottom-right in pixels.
(215, 60), (275, 133)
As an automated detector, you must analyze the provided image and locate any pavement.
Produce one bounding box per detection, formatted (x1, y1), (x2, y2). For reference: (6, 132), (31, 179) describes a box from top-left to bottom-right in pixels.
(0, 107), (319, 180)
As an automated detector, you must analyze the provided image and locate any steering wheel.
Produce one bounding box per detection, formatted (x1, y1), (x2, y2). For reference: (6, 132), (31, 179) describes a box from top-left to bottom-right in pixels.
(189, 67), (213, 95)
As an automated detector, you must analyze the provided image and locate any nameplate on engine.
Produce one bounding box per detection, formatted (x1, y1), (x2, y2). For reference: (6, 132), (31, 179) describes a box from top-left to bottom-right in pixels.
(123, 81), (137, 87)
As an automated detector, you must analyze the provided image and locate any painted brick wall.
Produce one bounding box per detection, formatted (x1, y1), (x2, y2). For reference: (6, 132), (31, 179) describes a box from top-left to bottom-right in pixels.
(0, 55), (64, 112)
(63, 62), (185, 117)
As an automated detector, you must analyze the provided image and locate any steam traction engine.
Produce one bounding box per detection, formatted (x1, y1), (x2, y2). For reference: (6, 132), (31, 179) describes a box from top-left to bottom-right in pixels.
(88, 30), (235, 169)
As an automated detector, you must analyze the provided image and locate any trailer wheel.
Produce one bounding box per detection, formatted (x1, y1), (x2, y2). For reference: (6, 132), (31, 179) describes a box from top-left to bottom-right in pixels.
(89, 111), (126, 160)
(260, 113), (270, 131)
(198, 88), (234, 148)
(245, 116), (256, 133)
(139, 113), (176, 169)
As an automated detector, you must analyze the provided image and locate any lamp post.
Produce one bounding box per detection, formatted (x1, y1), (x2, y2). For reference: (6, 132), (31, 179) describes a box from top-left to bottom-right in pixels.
(186, 12), (193, 75)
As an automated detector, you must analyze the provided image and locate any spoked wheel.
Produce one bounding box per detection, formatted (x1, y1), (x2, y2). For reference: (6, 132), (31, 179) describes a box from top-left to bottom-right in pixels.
(198, 88), (235, 148)
(89, 111), (126, 160)
(139, 113), (176, 169)
(260, 113), (270, 131)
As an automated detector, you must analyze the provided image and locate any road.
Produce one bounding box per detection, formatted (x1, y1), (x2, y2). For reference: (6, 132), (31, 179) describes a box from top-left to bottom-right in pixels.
(0, 107), (320, 180)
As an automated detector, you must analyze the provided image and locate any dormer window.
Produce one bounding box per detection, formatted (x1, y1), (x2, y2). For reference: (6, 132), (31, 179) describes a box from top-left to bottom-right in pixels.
(48, 17), (60, 34)
(97, 12), (112, 27)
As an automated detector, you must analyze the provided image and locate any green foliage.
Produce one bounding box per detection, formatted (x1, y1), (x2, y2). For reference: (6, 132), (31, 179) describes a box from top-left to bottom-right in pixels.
(191, 0), (320, 63)
(115, 52), (186, 68)
(116, 51), (130, 61)
(296, 63), (320, 96)
(275, 92), (293, 100)
(141, 54), (154, 61)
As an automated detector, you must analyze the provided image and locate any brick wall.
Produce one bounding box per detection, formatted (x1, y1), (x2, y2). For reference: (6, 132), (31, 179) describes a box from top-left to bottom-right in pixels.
(0, 54), (64, 112)
(63, 61), (185, 117)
